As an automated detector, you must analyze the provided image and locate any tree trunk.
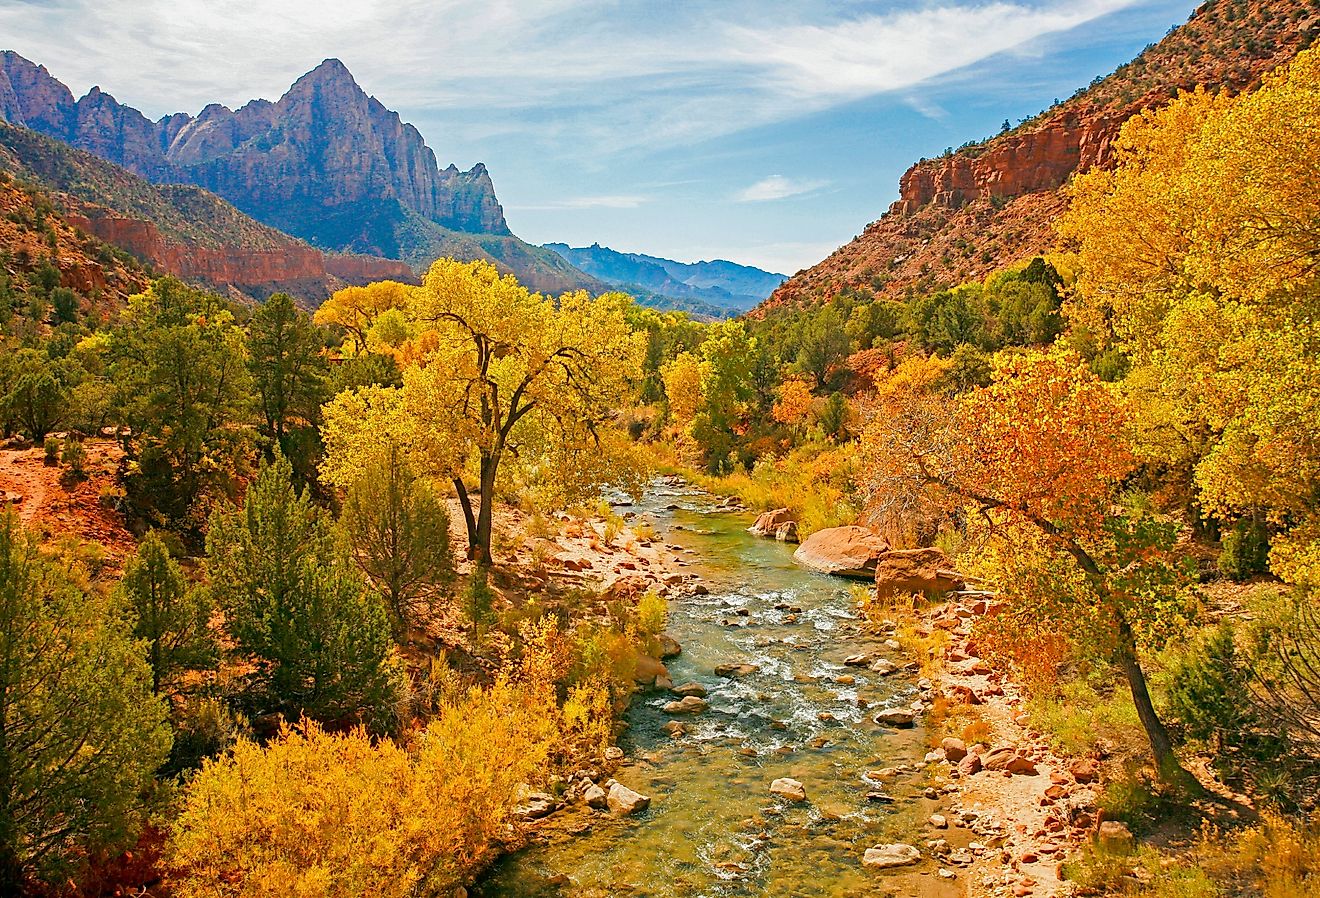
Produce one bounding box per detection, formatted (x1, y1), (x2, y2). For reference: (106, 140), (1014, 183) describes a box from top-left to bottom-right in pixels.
(473, 454), (497, 566)
(453, 477), (477, 559)
(1116, 618), (1196, 789)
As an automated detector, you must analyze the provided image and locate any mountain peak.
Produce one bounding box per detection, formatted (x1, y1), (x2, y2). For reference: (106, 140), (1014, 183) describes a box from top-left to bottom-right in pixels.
(298, 57), (358, 89)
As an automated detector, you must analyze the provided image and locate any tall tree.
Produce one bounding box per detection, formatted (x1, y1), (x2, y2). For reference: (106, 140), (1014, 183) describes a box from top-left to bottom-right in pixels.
(107, 278), (253, 528)
(207, 455), (401, 731)
(115, 532), (216, 696)
(340, 445), (453, 637)
(0, 514), (171, 892)
(863, 350), (1196, 783)
(322, 259), (644, 563)
(247, 292), (328, 447)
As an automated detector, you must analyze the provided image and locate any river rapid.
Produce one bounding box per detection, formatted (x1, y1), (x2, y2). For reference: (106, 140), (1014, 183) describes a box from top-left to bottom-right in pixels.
(477, 479), (964, 898)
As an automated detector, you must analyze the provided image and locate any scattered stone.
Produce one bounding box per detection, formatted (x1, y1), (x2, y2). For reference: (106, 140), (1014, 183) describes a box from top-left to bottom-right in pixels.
(1070, 758), (1099, 784)
(715, 662), (759, 677)
(929, 814), (948, 829)
(633, 653), (669, 686)
(606, 782), (651, 815)
(662, 696), (709, 715)
(662, 721), (687, 737)
(865, 791), (894, 803)
(938, 868), (956, 880)
(870, 659), (899, 676)
(862, 843), (921, 869)
(604, 746), (624, 761)
(843, 653), (875, 666)
(770, 777), (807, 802)
(833, 674), (856, 686)
(516, 792), (558, 820)
(654, 675), (674, 691)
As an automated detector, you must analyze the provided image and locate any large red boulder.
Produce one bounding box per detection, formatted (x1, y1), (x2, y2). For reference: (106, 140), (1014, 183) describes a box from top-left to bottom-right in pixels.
(793, 526), (891, 579)
(873, 547), (965, 600)
(749, 508), (794, 537)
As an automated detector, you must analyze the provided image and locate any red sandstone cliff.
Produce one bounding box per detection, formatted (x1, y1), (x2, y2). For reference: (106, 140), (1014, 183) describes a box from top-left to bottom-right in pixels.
(766, 0), (1320, 311)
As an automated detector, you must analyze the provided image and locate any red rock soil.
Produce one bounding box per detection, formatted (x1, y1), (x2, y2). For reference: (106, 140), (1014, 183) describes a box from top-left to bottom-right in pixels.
(0, 438), (138, 572)
(902, 593), (1101, 898)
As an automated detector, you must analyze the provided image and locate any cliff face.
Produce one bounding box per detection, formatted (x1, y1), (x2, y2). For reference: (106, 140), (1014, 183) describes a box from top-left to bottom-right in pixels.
(767, 0), (1320, 310)
(0, 53), (510, 247)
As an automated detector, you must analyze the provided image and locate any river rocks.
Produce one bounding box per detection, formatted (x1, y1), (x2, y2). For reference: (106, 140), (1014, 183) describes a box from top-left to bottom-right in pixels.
(583, 783), (609, 809)
(873, 547), (965, 600)
(862, 843), (921, 869)
(775, 522), (799, 543)
(715, 662), (759, 677)
(606, 781), (651, 815)
(843, 652), (875, 666)
(870, 659), (899, 675)
(749, 508), (794, 537)
(873, 708), (916, 728)
(1070, 758), (1098, 783)
(604, 746), (625, 761)
(655, 675), (674, 691)
(958, 752), (983, 776)
(792, 526), (891, 579)
(770, 777), (807, 802)
(981, 746), (1038, 775)
(929, 813), (948, 828)
(657, 633), (683, 659)
(1097, 820), (1135, 852)
(662, 720), (688, 737)
(671, 681), (708, 697)
(663, 696), (708, 714)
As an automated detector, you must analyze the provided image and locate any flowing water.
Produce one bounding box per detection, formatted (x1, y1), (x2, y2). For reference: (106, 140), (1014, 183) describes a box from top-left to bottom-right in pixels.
(477, 480), (960, 898)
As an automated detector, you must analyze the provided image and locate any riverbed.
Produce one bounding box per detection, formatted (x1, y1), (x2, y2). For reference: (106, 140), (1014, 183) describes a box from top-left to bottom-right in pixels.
(477, 479), (964, 898)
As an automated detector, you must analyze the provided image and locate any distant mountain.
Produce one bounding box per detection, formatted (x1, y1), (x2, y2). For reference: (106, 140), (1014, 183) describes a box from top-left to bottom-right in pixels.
(766, 0), (1320, 311)
(0, 119), (412, 303)
(0, 52), (601, 295)
(544, 242), (785, 316)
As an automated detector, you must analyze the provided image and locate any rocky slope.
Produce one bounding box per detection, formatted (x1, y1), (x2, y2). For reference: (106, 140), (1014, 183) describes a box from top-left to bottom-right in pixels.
(0, 53), (600, 294)
(0, 120), (412, 303)
(766, 0), (1319, 310)
(0, 170), (152, 312)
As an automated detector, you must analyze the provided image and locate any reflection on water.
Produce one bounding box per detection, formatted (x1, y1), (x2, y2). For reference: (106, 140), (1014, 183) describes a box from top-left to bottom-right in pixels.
(477, 481), (950, 898)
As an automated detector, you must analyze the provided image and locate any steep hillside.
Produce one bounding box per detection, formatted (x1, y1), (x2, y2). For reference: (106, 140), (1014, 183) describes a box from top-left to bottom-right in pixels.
(0, 120), (412, 302)
(0, 170), (152, 312)
(546, 242), (784, 314)
(0, 53), (601, 294)
(767, 0), (1319, 310)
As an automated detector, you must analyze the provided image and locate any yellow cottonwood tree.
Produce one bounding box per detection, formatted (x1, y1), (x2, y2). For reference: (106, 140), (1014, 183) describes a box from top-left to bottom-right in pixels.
(322, 259), (645, 563)
(314, 281), (415, 354)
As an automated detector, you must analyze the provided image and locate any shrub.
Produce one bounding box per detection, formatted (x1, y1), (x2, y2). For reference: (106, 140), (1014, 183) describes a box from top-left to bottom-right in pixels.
(1219, 517), (1271, 580)
(59, 436), (86, 483)
(43, 434), (59, 464)
(169, 682), (560, 898)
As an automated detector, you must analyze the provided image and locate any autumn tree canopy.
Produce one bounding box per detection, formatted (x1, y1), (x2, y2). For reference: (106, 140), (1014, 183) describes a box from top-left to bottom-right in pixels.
(322, 259), (646, 563)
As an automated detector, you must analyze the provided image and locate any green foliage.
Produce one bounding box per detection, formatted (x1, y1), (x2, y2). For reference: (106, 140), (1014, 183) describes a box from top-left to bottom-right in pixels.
(327, 350), (402, 394)
(50, 286), (77, 324)
(909, 285), (987, 353)
(340, 446), (454, 637)
(791, 305), (849, 389)
(0, 348), (72, 439)
(58, 435), (86, 484)
(462, 569), (496, 641)
(115, 532), (216, 696)
(1219, 517), (1271, 580)
(247, 292), (329, 448)
(42, 433), (59, 463)
(1166, 623), (1258, 752)
(818, 391), (850, 442)
(108, 278), (254, 529)
(206, 454), (402, 732)
(0, 513), (172, 887)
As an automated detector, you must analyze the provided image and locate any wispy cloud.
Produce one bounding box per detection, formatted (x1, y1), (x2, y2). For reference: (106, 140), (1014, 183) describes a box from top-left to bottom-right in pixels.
(509, 194), (649, 210)
(735, 175), (827, 203)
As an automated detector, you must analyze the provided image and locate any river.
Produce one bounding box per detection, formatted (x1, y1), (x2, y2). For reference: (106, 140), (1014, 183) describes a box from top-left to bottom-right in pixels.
(476, 479), (964, 898)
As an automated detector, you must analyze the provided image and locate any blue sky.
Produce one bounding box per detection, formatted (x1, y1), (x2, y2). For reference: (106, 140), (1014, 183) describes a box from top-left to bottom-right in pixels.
(2, 0), (1199, 273)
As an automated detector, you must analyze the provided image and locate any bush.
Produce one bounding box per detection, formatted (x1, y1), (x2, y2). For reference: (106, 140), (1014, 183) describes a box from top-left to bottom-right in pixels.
(1219, 517), (1271, 580)
(169, 683), (562, 898)
(59, 436), (86, 483)
(43, 434), (59, 464)
(1166, 624), (1256, 751)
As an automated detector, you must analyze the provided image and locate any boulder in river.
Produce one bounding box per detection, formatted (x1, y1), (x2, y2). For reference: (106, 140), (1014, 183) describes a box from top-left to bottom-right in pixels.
(749, 508), (794, 537)
(606, 781), (651, 815)
(792, 526), (891, 579)
(663, 695), (709, 714)
(657, 633), (683, 659)
(715, 662), (759, 677)
(774, 521), (799, 543)
(862, 843), (921, 869)
(770, 777), (807, 802)
(873, 547), (965, 600)
(873, 708), (916, 728)
(671, 681), (708, 697)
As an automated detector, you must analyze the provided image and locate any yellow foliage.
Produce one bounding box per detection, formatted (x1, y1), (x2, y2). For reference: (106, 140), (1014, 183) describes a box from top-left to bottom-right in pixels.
(314, 281), (415, 355)
(771, 378), (814, 427)
(661, 351), (704, 428)
(169, 679), (559, 898)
